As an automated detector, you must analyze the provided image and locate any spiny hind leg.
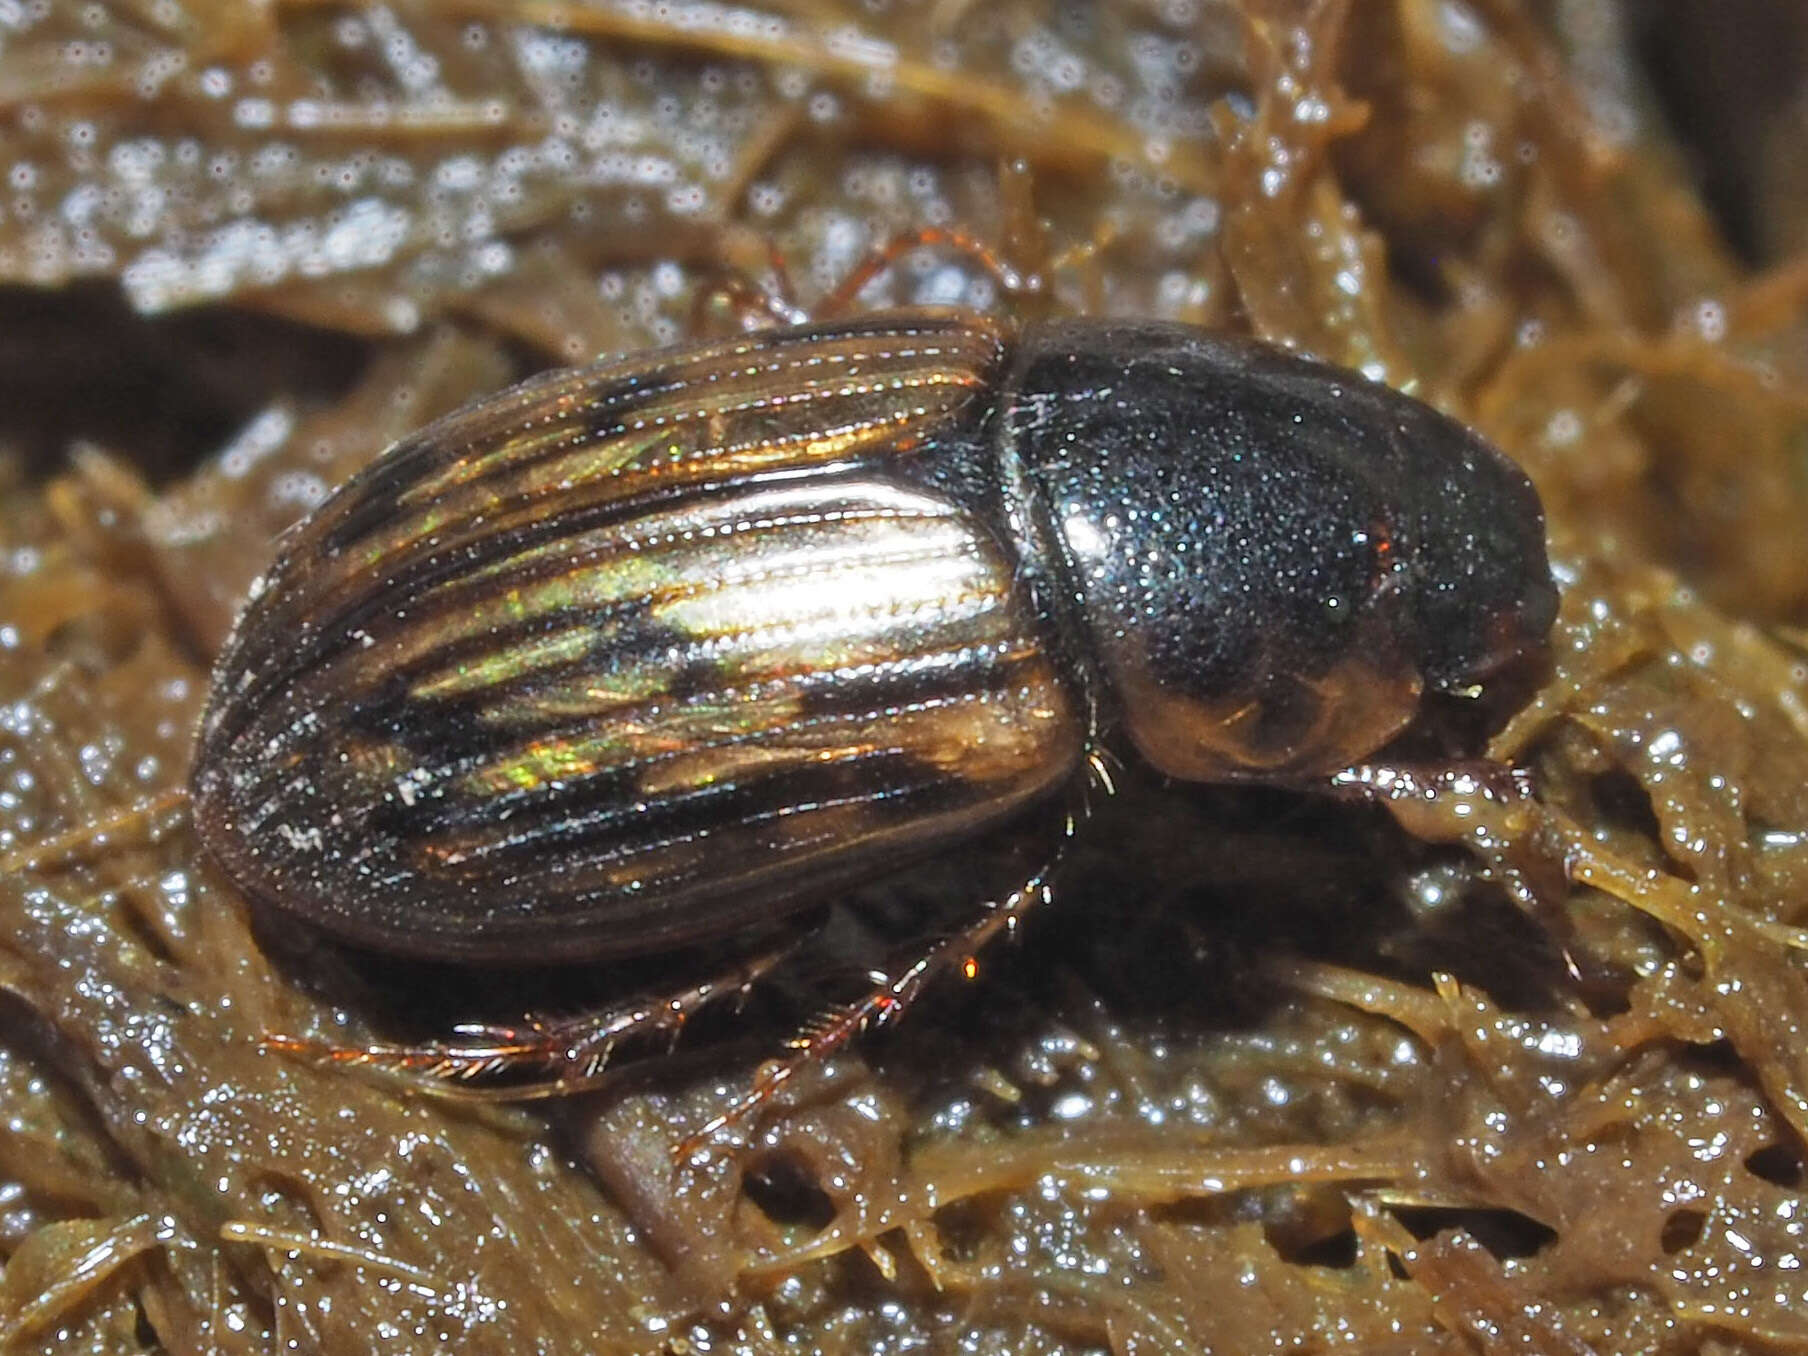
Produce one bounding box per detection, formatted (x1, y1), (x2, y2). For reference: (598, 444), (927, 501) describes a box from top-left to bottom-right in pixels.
(673, 748), (1112, 1160)
(675, 848), (1069, 1162)
(261, 943), (792, 1101)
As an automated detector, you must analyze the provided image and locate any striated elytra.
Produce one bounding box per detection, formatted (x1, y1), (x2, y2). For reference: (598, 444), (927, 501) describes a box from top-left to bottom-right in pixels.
(193, 309), (1557, 967)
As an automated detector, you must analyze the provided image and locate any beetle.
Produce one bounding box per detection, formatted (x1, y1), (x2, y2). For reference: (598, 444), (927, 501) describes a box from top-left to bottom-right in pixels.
(190, 307), (1557, 1142)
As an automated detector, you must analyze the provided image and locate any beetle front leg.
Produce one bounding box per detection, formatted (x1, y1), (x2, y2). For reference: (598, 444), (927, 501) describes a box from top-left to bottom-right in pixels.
(1327, 759), (1569, 922)
(260, 943), (791, 1101)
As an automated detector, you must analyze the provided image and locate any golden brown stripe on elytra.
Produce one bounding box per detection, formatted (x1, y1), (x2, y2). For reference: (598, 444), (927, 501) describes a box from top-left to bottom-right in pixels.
(214, 624), (1079, 957)
(314, 331), (780, 526)
(306, 362), (610, 554)
(310, 569), (968, 754)
(299, 476), (996, 708)
(438, 638), (1056, 808)
(284, 382), (990, 659)
(304, 317), (1003, 577)
(433, 721), (1060, 896)
(441, 496), (949, 597)
(376, 487), (979, 668)
(209, 472), (996, 764)
(398, 615), (1044, 802)
(408, 308), (1005, 484)
(404, 318), (1006, 504)
(416, 628), (1045, 783)
(354, 375), (986, 576)
(597, 675), (1068, 804)
(322, 317), (1000, 548)
(217, 465), (954, 743)
(391, 628), (1056, 824)
(420, 698), (1079, 919)
(416, 678), (1069, 881)
(390, 526), (1002, 703)
(398, 557), (1006, 709)
(444, 589), (1013, 720)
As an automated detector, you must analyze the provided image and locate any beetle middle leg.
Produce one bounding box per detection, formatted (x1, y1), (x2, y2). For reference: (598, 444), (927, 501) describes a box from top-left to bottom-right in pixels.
(691, 223), (1035, 335)
(261, 942), (793, 1102)
(812, 161), (1118, 319)
(695, 159), (1064, 333)
(814, 225), (1039, 316)
(1325, 758), (1580, 983)
(690, 229), (811, 331)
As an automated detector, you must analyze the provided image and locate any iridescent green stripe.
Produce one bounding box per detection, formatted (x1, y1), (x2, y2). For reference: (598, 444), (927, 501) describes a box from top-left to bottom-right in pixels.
(442, 652), (1056, 846)
(398, 543), (997, 706)
(295, 316), (1006, 618)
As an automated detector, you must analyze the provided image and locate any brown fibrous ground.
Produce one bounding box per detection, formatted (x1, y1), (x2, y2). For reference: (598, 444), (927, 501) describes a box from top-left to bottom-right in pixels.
(3, 2), (1808, 1352)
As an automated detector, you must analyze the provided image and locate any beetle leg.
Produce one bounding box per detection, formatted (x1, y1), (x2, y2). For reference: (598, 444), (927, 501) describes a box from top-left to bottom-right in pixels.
(815, 226), (1037, 316)
(1326, 758), (1550, 906)
(689, 233), (809, 332)
(674, 851), (1066, 1163)
(260, 942), (791, 1101)
(699, 160), (1056, 328)
(1328, 758), (1573, 948)
(691, 223), (1026, 329)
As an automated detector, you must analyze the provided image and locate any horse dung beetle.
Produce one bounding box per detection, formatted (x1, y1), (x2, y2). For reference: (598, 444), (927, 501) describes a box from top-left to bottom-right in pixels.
(191, 307), (1557, 1142)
